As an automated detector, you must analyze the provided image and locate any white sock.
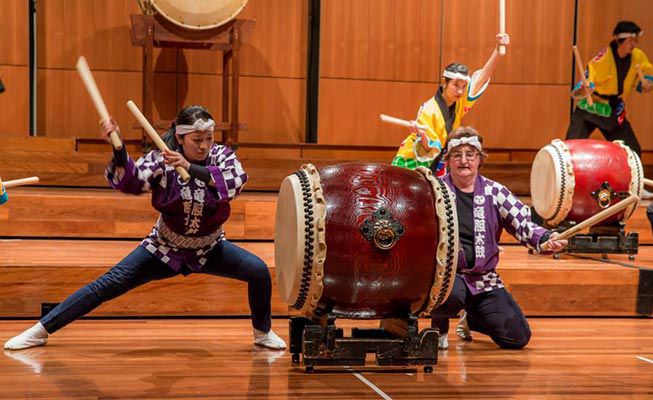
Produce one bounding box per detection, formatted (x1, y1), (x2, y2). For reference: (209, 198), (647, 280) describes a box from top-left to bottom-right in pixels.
(438, 333), (449, 350)
(253, 329), (287, 350)
(456, 312), (473, 341)
(4, 322), (49, 351)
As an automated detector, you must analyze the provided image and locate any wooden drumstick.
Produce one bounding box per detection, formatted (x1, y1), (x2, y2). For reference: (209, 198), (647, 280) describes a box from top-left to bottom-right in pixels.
(636, 64), (648, 89)
(380, 114), (427, 131)
(498, 0), (506, 55)
(643, 178), (653, 188)
(126, 100), (191, 182)
(541, 193), (639, 251)
(0, 176), (4, 204)
(76, 56), (123, 150)
(3, 176), (40, 189)
(572, 46), (594, 106)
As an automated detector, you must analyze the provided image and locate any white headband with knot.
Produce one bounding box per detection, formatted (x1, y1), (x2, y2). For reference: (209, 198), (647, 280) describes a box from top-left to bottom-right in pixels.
(616, 31), (643, 39)
(175, 119), (216, 136)
(447, 136), (483, 152)
(443, 70), (470, 82)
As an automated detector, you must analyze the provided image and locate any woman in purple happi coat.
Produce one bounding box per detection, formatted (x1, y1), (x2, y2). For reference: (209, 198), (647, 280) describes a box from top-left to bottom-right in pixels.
(5, 106), (286, 351)
(432, 126), (567, 350)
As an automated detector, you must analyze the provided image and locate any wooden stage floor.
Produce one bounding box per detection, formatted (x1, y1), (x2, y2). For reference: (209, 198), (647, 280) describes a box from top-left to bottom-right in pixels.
(1, 318), (652, 399)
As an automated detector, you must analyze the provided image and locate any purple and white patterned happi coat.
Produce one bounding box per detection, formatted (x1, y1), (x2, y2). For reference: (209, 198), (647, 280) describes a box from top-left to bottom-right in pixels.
(441, 173), (549, 295)
(105, 143), (247, 272)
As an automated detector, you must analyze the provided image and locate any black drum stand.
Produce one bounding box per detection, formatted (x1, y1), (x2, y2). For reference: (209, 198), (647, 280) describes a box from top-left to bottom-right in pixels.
(289, 315), (437, 373)
(552, 222), (638, 260)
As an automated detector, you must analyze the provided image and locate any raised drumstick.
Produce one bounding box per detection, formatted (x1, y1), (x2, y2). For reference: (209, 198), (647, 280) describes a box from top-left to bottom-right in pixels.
(380, 114), (427, 131)
(498, 0), (506, 55)
(541, 193), (639, 251)
(76, 56), (123, 150)
(572, 46), (594, 106)
(126, 100), (191, 182)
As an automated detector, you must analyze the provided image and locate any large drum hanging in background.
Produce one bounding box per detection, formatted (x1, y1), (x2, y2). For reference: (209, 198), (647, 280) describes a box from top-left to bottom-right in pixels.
(274, 163), (458, 319)
(530, 139), (642, 227)
(145, 0), (248, 30)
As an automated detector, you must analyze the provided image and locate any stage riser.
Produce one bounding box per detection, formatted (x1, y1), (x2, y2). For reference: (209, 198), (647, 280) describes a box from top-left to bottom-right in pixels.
(0, 267), (288, 317)
(0, 269), (637, 318)
(2, 188), (653, 244)
(2, 139), (653, 195)
(0, 149), (536, 194)
(0, 240), (644, 318)
(0, 189), (276, 240)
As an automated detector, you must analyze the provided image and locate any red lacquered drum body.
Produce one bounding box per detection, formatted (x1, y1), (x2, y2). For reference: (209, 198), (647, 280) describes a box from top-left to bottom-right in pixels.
(530, 139), (642, 226)
(275, 163), (458, 319)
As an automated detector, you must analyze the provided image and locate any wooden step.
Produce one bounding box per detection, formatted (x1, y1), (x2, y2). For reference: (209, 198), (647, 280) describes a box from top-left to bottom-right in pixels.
(2, 188), (653, 245)
(0, 188), (276, 240)
(0, 240), (648, 318)
(0, 240), (285, 318)
(4, 139), (653, 195)
(0, 148), (586, 195)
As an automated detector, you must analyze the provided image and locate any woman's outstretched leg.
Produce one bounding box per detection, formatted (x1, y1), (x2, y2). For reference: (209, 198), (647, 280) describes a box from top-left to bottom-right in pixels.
(4, 247), (175, 350)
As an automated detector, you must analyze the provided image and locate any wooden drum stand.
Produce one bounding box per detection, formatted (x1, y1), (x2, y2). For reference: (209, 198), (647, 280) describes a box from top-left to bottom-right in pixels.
(129, 13), (253, 149)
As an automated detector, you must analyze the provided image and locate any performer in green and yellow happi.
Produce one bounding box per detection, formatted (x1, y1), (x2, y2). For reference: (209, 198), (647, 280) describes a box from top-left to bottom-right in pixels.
(392, 33), (510, 176)
(566, 21), (653, 157)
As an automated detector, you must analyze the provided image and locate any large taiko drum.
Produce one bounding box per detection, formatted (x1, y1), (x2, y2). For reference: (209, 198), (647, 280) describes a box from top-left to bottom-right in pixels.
(144, 0), (248, 30)
(274, 163), (459, 319)
(530, 139), (643, 226)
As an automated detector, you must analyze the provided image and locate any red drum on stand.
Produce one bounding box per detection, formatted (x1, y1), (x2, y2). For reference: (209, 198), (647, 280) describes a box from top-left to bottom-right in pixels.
(530, 139), (642, 227)
(274, 163), (458, 319)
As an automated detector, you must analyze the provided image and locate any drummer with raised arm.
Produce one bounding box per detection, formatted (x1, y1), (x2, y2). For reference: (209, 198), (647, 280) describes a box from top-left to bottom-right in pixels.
(392, 33), (509, 176)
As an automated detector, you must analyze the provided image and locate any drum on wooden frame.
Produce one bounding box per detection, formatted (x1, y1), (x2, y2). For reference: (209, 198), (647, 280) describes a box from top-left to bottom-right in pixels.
(274, 163), (459, 319)
(144, 0), (248, 31)
(530, 139), (642, 227)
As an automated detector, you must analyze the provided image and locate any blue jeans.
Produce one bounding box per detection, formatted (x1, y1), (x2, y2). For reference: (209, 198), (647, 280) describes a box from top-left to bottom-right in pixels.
(431, 274), (531, 349)
(41, 241), (272, 333)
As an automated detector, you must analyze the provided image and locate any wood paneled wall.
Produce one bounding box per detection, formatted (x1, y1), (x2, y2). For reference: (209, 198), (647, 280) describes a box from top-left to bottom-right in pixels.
(6, 1), (653, 150)
(0, 0), (29, 136)
(445, 0), (574, 148)
(318, 0), (576, 148)
(35, 0), (307, 143)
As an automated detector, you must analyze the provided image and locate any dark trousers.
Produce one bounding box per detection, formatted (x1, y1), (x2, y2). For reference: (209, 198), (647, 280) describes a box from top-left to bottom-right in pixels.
(431, 275), (531, 349)
(41, 241), (272, 334)
(565, 108), (640, 157)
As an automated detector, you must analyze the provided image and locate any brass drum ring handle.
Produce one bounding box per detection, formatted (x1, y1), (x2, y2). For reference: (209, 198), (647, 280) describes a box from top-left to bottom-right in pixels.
(360, 208), (405, 250)
(591, 182), (617, 210)
(597, 190), (612, 209)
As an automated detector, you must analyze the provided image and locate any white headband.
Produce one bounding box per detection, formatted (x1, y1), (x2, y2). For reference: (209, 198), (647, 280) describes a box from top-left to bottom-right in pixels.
(443, 70), (471, 82)
(616, 31), (643, 39)
(447, 136), (483, 152)
(175, 119), (216, 136)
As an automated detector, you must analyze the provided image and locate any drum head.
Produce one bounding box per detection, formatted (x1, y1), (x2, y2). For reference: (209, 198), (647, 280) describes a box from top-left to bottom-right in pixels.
(615, 140), (644, 221)
(414, 167), (459, 316)
(530, 140), (575, 225)
(274, 165), (326, 315)
(149, 0), (248, 30)
(274, 174), (304, 304)
(531, 146), (561, 220)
